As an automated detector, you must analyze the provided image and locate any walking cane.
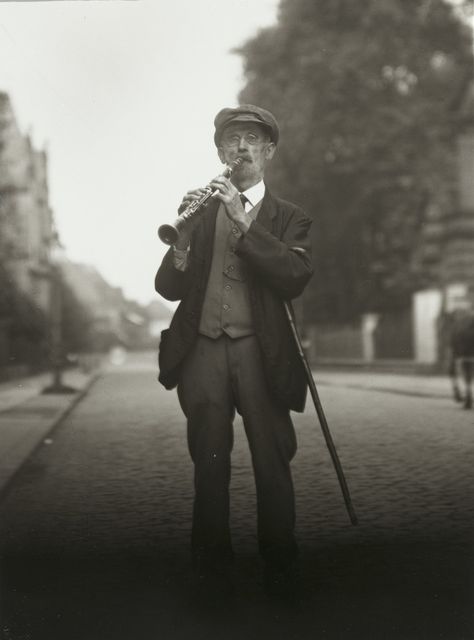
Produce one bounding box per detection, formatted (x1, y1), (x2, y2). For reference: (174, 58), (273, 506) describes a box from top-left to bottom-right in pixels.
(284, 302), (358, 526)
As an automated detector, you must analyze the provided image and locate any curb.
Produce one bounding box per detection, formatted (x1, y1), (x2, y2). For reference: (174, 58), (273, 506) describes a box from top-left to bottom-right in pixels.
(0, 371), (101, 501)
(43, 370), (102, 437)
(317, 379), (452, 401)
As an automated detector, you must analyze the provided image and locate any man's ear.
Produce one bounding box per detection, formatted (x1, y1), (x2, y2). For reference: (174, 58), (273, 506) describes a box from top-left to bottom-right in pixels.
(265, 142), (276, 161)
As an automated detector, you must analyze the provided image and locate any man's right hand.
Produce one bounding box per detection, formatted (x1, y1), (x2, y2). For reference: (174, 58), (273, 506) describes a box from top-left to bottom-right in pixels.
(175, 188), (209, 249)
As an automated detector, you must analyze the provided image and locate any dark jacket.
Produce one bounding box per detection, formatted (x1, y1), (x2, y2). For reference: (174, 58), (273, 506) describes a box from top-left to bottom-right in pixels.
(154, 189), (313, 412)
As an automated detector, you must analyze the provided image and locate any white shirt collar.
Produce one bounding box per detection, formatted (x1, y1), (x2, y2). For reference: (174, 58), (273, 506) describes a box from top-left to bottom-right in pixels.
(240, 180), (265, 208)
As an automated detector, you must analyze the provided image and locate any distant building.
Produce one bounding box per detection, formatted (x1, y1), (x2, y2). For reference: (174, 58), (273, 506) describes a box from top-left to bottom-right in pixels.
(59, 259), (153, 352)
(0, 92), (154, 374)
(0, 92), (54, 373)
(0, 92), (53, 313)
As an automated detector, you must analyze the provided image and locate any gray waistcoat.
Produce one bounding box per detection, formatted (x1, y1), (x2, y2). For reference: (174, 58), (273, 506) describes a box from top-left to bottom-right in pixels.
(199, 201), (262, 339)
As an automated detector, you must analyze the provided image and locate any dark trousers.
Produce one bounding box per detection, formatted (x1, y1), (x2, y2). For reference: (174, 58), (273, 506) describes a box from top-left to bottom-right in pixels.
(177, 334), (298, 570)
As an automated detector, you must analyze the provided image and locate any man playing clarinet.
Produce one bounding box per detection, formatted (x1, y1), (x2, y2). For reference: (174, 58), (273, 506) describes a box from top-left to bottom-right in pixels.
(155, 104), (313, 599)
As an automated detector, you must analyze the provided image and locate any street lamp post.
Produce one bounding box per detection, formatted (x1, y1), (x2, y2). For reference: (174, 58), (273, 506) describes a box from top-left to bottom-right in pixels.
(43, 230), (75, 395)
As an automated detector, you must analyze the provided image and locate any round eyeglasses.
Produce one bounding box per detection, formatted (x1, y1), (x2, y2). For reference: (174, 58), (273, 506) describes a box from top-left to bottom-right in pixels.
(221, 132), (269, 148)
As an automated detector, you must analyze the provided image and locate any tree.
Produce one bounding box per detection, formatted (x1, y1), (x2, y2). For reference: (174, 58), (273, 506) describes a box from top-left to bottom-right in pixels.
(236, 0), (473, 323)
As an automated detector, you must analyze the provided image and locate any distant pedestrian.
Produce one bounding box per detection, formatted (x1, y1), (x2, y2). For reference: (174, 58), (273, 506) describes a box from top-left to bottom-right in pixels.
(155, 105), (313, 598)
(446, 308), (474, 409)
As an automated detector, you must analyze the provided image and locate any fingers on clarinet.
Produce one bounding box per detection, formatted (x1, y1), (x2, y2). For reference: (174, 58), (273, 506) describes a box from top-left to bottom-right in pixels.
(186, 189), (206, 199)
(209, 179), (224, 191)
(180, 191), (202, 206)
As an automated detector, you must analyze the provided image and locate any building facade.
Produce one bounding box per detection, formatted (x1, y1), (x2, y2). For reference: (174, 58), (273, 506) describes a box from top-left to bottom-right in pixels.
(0, 92), (54, 372)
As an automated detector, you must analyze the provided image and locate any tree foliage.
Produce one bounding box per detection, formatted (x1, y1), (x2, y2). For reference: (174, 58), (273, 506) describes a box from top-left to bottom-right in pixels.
(236, 0), (473, 322)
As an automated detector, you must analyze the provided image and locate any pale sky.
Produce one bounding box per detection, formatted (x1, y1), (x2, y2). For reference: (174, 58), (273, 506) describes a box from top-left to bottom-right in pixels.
(0, 0), (280, 305)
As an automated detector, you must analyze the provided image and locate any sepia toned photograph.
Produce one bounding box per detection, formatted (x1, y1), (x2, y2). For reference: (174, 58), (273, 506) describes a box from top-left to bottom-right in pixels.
(0, 0), (473, 638)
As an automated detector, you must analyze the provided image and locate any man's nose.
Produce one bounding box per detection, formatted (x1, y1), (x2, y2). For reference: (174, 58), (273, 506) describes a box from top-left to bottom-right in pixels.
(237, 137), (250, 151)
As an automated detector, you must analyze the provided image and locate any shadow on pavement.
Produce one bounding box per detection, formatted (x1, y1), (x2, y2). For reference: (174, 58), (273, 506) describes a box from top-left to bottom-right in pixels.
(1, 537), (472, 640)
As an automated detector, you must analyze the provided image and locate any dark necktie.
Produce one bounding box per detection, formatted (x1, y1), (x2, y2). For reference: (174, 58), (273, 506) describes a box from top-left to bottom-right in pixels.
(239, 193), (248, 210)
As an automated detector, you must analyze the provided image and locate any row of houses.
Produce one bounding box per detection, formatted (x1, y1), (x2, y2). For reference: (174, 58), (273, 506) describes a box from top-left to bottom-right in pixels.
(0, 92), (169, 379)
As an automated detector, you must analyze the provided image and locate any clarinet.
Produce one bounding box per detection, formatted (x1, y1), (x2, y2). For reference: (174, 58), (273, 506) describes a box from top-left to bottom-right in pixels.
(157, 157), (243, 245)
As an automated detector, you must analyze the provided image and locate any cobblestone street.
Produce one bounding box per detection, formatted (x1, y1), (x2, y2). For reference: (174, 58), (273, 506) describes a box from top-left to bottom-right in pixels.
(0, 352), (473, 640)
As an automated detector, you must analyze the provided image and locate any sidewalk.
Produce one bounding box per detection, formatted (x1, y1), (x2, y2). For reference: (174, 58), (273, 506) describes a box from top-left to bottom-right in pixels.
(0, 368), (99, 494)
(313, 368), (453, 400)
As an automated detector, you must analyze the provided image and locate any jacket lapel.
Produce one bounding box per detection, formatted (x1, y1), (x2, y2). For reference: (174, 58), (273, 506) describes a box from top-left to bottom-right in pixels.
(256, 189), (277, 233)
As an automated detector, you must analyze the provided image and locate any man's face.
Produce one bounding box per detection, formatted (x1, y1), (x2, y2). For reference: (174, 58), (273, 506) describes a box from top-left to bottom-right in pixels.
(217, 122), (276, 186)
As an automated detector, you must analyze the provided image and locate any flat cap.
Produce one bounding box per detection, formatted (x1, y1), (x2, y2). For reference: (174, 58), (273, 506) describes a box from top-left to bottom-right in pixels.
(214, 104), (279, 146)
